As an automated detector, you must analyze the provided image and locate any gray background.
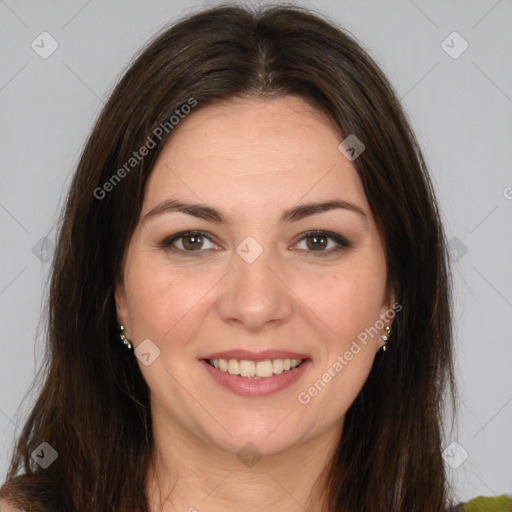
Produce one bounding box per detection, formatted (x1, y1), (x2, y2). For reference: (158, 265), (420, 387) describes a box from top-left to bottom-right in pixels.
(1, 0), (511, 503)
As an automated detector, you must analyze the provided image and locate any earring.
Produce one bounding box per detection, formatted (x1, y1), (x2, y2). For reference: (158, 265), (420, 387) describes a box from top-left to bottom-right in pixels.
(380, 325), (391, 352)
(119, 325), (133, 350)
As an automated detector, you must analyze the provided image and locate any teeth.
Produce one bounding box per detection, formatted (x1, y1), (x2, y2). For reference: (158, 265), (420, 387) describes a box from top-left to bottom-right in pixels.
(239, 359), (256, 377)
(256, 360), (273, 377)
(273, 359), (283, 374)
(208, 358), (304, 378)
(227, 359), (239, 375)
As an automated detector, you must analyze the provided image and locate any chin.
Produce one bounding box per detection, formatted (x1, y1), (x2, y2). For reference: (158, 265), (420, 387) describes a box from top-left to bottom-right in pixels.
(205, 425), (304, 461)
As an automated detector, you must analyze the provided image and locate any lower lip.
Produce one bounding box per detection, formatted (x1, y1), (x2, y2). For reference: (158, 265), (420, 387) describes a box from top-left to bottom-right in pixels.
(200, 359), (311, 397)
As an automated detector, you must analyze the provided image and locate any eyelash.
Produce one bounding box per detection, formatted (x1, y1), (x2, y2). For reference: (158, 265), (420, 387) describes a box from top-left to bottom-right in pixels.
(159, 230), (349, 257)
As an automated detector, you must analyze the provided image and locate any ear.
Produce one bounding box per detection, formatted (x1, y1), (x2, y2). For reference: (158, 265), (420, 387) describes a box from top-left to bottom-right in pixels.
(114, 280), (131, 331)
(380, 286), (397, 320)
(377, 285), (397, 350)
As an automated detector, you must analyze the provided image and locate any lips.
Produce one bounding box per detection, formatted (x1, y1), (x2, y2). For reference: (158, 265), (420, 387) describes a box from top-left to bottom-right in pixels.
(201, 358), (310, 397)
(199, 349), (311, 397)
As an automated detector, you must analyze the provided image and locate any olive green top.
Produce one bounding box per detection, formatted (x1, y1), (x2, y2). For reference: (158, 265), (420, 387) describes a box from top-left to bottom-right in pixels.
(460, 495), (512, 511)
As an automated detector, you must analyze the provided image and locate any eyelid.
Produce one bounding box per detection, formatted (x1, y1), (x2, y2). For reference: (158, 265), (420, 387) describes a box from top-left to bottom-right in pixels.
(159, 229), (349, 255)
(289, 230), (349, 259)
(294, 230), (348, 245)
(159, 230), (220, 254)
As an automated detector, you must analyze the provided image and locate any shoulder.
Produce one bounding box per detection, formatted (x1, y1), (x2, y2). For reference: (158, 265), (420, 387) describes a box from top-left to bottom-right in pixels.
(0, 498), (25, 512)
(460, 494), (512, 511)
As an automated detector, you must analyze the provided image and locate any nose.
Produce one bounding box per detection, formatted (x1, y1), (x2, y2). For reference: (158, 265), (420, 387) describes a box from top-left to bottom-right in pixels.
(217, 241), (294, 332)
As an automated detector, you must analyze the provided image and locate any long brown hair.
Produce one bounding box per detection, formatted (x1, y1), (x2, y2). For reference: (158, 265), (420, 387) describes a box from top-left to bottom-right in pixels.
(1, 4), (456, 511)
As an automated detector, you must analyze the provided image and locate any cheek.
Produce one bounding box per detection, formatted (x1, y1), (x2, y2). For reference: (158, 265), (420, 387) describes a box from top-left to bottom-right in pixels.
(294, 268), (384, 420)
(123, 254), (220, 344)
(296, 259), (387, 344)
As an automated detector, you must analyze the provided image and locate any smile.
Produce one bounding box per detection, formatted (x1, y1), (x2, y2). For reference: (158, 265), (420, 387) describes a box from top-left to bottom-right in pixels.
(200, 356), (311, 397)
(207, 358), (304, 378)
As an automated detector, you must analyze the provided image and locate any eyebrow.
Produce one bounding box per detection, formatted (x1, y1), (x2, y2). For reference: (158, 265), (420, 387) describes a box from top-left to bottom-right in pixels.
(142, 198), (368, 225)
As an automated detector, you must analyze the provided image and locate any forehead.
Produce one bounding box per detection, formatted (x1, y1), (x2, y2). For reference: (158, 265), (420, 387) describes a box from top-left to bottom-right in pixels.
(157, 96), (341, 169)
(143, 96), (368, 216)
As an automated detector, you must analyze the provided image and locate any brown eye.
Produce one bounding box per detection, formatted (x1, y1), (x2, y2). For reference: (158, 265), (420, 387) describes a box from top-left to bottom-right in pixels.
(181, 234), (204, 250)
(160, 230), (218, 254)
(305, 234), (328, 251)
(294, 231), (349, 256)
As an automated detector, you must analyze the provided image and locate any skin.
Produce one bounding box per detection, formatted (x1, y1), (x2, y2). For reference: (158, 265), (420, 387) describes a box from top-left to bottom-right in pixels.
(115, 96), (394, 512)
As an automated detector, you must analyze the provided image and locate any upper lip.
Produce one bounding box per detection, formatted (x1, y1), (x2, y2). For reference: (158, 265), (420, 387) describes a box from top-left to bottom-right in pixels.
(201, 349), (310, 361)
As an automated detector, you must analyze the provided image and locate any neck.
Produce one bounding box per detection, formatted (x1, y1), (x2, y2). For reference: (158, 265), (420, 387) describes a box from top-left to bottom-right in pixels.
(146, 410), (342, 512)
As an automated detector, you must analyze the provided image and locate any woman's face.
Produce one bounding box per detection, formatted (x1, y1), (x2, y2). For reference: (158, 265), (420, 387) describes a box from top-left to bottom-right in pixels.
(116, 96), (394, 457)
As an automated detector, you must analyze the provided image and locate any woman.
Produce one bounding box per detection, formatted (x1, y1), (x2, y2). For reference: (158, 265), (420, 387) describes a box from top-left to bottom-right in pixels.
(0, 4), (509, 512)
